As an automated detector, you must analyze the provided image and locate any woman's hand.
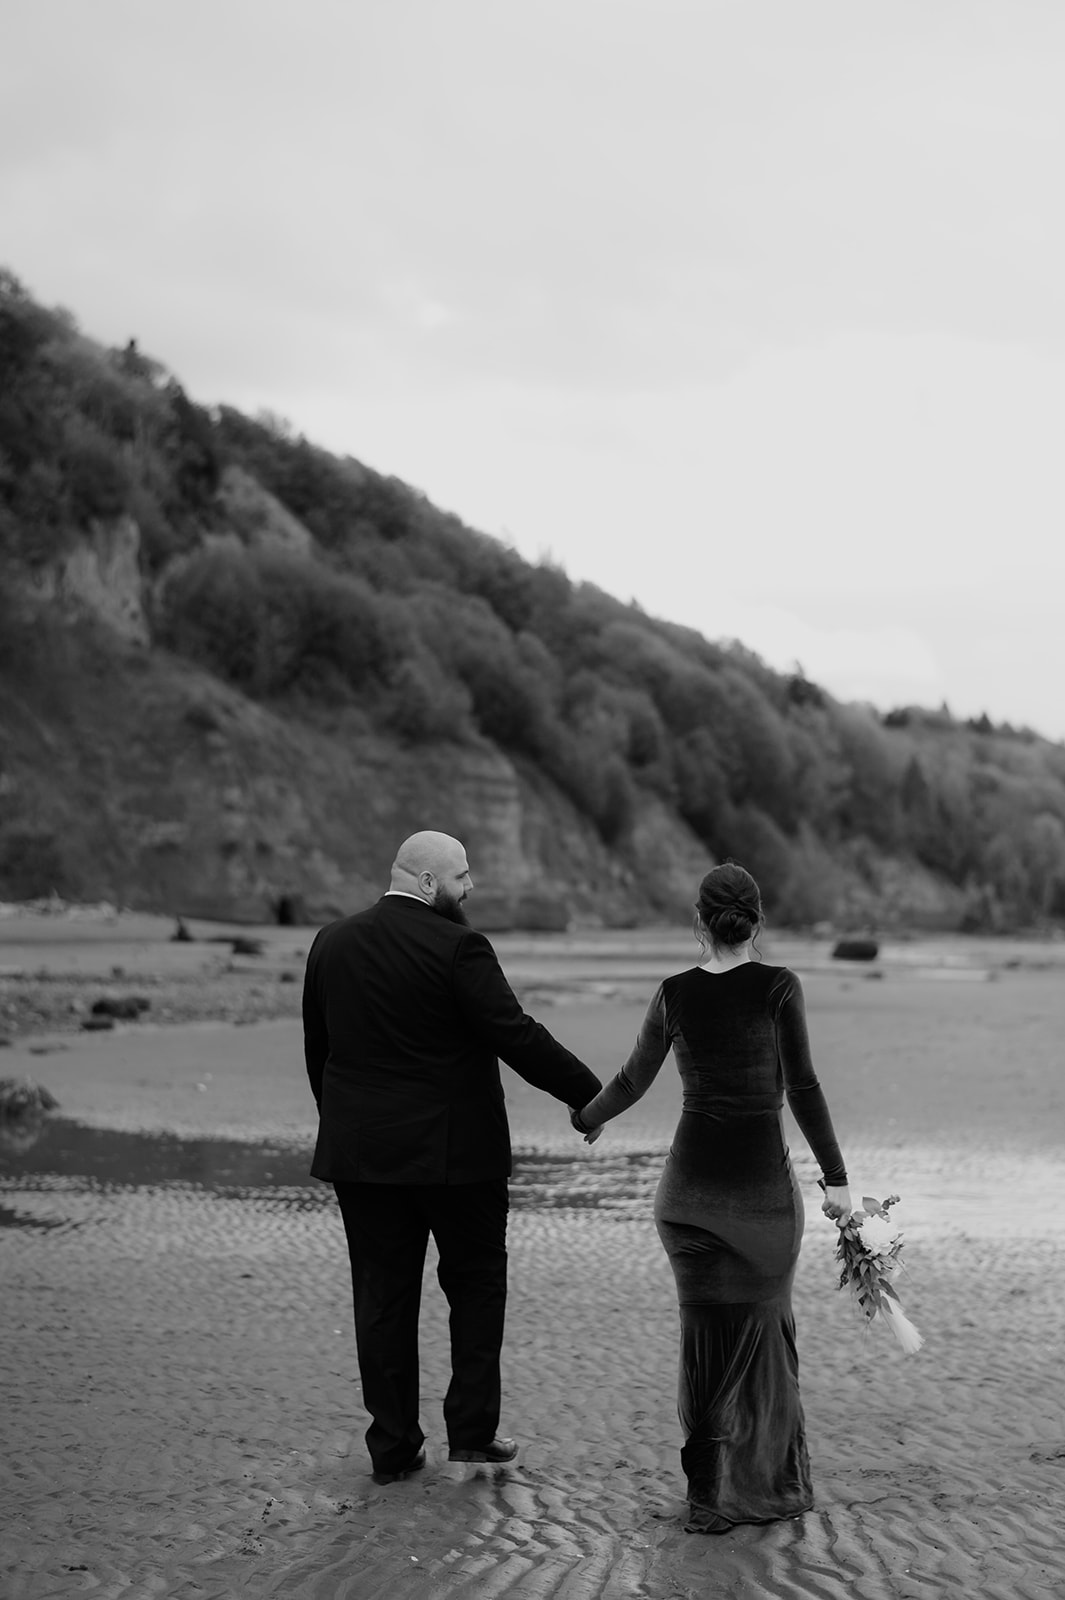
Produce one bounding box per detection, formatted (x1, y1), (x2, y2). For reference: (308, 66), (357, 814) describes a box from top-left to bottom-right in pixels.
(820, 1184), (853, 1225)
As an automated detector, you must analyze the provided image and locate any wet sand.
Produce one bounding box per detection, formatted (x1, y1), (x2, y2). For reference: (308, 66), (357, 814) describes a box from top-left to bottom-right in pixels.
(2, 918), (1064, 1598)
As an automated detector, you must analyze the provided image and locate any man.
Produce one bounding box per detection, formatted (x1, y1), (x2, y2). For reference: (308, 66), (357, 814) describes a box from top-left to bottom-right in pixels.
(303, 830), (602, 1484)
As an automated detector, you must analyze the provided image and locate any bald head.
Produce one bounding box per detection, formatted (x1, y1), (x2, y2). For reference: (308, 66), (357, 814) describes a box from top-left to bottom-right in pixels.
(390, 831), (473, 913)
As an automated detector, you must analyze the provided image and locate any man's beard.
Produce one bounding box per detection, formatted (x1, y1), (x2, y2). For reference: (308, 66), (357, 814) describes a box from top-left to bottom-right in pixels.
(431, 886), (470, 926)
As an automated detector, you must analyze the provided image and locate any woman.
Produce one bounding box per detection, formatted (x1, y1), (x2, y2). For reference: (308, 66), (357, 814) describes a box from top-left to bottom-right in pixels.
(572, 862), (852, 1535)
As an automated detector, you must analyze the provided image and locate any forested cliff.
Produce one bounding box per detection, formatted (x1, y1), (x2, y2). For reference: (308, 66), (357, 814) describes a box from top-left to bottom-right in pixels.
(3, 268), (1064, 931)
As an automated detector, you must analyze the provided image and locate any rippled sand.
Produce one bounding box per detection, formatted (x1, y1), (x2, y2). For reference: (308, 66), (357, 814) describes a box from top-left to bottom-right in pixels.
(2, 929), (1064, 1598)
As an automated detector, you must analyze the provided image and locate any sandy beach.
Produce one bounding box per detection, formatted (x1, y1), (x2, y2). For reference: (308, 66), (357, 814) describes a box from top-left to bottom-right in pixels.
(2, 913), (1064, 1598)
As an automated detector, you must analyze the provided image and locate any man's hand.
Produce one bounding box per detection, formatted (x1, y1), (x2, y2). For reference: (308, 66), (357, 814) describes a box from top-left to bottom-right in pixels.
(569, 1107), (602, 1144)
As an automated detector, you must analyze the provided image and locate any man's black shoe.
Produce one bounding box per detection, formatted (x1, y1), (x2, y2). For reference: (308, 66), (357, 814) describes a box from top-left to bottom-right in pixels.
(372, 1448), (427, 1485)
(448, 1436), (518, 1464)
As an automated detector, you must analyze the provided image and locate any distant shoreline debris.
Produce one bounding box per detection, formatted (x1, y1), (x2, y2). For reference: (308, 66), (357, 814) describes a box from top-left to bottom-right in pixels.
(0, 896), (118, 921)
(831, 937), (880, 962)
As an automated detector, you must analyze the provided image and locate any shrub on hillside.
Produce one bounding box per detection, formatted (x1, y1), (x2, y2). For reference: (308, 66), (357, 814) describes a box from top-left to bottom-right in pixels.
(540, 729), (637, 845)
(0, 270), (55, 376)
(783, 708), (849, 837)
(559, 673), (672, 799)
(165, 385), (221, 515)
(54, 338), (155, 443)
(410, 589), (558, 756)
(159, 545), (408, 701)
(0, 458), (70, 566)
(673, 727), (733, 851)
(621, 687), (671, 779)
(0, 825), (70, 899)
(161, 543), (264, 685)
(383, 657), (473, 743)
(64, 420), (133, 525)
(717, 805), (794, 910)
(721, 672), (797, 826)
(0, 280), (72, 562)
(213, 408), (418, 553)
(772, 824), (849, 925)
(459, 539), (541, 633)
(589, 754), (637, 844)
(832, 705), (904, 849)
(590, 623), (797, 829)
(596, 620), (711, 733)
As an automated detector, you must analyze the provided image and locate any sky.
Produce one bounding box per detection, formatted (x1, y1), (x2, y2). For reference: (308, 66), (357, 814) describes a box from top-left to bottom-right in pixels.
(3, 0), (1065, 740)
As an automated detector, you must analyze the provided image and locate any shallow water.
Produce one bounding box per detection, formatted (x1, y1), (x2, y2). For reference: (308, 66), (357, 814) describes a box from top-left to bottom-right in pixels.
(3, 1112), (1063, 1247)
(0, 1116), (666, 1225)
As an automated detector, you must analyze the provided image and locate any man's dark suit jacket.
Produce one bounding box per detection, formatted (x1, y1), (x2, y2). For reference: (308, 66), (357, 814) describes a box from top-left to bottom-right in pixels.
(304, 894), (602, 1185)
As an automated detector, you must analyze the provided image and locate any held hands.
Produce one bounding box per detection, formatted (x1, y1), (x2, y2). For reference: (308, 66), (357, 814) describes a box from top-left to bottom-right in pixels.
(820, 1183), (853, 1226)
(569, 1107), (603, 1145)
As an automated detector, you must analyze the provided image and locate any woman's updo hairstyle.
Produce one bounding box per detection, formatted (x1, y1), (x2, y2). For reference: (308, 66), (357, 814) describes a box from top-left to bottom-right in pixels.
(695, 861), (763, 953)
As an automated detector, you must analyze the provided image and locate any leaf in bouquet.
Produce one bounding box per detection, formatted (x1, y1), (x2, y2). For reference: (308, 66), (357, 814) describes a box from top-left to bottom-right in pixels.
(862, 1196), (886, 1217)
(880, 1277), (901, 1303)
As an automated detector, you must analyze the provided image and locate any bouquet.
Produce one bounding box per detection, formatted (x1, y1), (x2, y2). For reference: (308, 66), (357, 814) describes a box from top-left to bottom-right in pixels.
(826, 1190), (923, 1354)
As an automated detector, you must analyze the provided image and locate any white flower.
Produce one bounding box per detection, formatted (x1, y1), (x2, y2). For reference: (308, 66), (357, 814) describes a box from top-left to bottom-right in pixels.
(856, 1213), (899, 1257)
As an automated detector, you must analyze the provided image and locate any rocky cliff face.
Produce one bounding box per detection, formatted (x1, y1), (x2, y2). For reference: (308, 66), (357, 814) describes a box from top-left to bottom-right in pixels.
(0, 590), (709, 925)
(28, 515), (149, 646)
(1, 507), (711, 924)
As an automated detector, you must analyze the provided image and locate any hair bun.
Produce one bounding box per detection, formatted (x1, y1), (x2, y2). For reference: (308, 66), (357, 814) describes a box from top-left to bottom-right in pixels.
(695, 862), (763, 950)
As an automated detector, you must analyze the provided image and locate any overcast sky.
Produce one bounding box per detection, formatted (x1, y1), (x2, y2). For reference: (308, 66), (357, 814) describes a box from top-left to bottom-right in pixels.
(4, 1), (1064, 740)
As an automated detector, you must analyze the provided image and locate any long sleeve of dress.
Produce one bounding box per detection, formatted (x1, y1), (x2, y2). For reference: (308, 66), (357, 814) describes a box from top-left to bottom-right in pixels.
(772, 969), (848, 1186)
(576, 984), (671, 1127)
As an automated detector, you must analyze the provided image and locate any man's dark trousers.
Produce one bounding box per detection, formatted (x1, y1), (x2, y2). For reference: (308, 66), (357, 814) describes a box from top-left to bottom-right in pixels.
(333, 1177), (509, 1476)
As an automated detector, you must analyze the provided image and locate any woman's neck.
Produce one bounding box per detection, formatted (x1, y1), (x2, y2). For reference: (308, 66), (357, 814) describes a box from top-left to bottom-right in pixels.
(699, 943), (752, 974)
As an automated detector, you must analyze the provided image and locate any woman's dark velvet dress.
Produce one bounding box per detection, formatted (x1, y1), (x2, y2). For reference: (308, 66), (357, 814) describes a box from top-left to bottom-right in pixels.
(579, 963), (847, 1534)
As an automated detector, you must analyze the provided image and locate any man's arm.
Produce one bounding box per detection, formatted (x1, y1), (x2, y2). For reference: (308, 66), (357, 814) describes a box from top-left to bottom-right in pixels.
(452, 931), (602, 1106)
(302, 931), (328, 1111)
